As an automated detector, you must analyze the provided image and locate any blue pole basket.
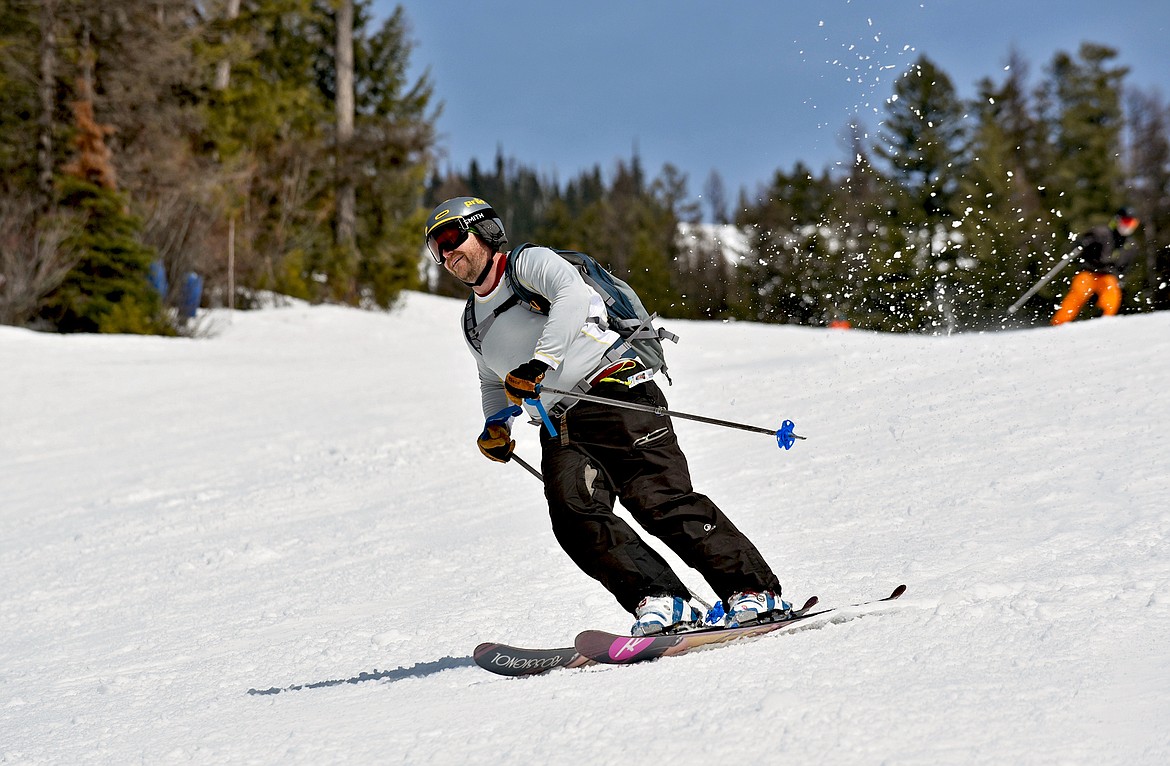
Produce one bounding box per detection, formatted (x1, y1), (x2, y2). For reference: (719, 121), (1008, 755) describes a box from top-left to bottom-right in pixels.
(776, 420), (797, 450)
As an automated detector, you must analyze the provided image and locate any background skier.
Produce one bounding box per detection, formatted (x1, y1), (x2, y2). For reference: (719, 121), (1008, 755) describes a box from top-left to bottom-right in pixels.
(1051, 208), (1141, 325)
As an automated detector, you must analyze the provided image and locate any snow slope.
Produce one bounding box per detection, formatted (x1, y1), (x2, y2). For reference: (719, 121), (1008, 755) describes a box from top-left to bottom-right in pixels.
(2, 293), (1168, 765)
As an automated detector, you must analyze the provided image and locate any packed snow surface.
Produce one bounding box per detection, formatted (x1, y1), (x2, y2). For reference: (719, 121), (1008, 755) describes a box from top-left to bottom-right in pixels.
(2, 292), (1168, 765)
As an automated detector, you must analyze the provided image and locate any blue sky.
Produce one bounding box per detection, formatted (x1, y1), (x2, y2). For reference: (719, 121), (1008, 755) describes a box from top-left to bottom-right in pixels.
(376, 0), (1169, 214)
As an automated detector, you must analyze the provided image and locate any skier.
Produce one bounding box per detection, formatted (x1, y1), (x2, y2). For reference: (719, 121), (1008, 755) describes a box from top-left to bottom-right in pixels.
(1051, 208), (1141, 325)
(426, 196), (787, 636)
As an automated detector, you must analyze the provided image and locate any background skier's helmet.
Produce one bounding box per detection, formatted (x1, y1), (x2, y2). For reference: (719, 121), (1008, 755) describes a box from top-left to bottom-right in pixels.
(1114, 206), (1140, 237)
(425, 197), (508, 263)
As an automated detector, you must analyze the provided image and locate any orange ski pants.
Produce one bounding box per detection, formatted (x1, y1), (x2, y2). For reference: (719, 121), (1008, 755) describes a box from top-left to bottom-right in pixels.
(1051, 271), (1121, 325)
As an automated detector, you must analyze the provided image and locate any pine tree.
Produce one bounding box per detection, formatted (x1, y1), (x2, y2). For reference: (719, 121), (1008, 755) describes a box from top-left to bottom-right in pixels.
(40, 85), (167, 334)
(739, 163), (837, 325)
(198, 0), (434, 308)
(957, 54), (1062, 326)
(703, 170), (729, 224)
(873, 54), (969, 331)
(0, 0), (79, 327)
(666, 164), (740, 320)
(63, 1), (216, 316)
(1042, 43), (1129, 228)
(0, 0), (42, 197)
(1124, 88), (1170, 312)
(831, 127), (907, 331)
(341, 2), (434, 307)
(875, 55), (967, 221)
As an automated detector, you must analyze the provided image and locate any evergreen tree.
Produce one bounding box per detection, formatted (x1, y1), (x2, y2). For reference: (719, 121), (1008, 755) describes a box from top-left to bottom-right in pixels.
(665, 164), (740, 320)
(346, 3), (435, 307)
(738, 163), (837, 325)
(1041, 43), (1129, 228)
(40, 92), (167, 333)
(628, 163), (685, 316)
(873, 54), (969, 331)
(956, 55), (1062, 326)
(43, 177), (165, 333)
(702, 170), (729, 224)
(198, 0), (434, 308)
(5, 4), (1165, 335)
(830, 128), (908, 331)
(199, 0), (332, 303)
(1124, 88), (1170, 312)
(1018, 43), (1130, 317)
(77, 1), (212, 314)
(875, 55), (967, 221)
(0, 0), (42, 197)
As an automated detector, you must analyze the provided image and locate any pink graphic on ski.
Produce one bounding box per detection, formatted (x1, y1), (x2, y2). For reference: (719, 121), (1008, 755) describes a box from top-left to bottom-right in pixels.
(606, 636), (656, 661)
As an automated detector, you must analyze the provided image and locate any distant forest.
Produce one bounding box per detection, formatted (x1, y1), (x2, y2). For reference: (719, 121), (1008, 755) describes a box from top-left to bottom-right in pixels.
(2, 1), (1167, 334)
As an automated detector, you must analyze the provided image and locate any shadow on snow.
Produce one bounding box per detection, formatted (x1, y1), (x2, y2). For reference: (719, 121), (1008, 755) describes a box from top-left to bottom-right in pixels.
(247, 654), (476, 695)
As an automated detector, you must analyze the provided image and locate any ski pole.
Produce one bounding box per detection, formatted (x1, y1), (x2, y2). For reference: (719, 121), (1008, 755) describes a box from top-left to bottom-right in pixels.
(535, 385), (805, 450)
(1007, 248), (1079, 315)
(512, 453), (542, 480)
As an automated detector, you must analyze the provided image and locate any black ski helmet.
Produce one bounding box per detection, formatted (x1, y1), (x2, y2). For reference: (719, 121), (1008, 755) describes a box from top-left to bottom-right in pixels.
(424, 197), (508, 262)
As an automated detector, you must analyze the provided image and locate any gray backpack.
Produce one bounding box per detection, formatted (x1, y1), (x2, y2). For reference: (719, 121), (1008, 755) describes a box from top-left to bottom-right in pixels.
(463, 243), (678, 381)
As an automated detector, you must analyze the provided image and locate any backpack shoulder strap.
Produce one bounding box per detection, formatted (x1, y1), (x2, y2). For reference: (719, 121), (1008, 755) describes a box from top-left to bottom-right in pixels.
(504, 243), (551, 313)
(462, 295), (483, 353)
(463, 245), (536, 353)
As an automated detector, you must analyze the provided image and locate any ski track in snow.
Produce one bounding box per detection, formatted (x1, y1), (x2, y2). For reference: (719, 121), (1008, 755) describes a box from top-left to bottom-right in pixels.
(2, 292), (1168, 765)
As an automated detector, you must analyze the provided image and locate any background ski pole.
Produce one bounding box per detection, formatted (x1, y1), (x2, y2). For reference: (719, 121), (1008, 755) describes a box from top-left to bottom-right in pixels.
(1007, 248), (1079, 315)
(535, 385), (805, 449)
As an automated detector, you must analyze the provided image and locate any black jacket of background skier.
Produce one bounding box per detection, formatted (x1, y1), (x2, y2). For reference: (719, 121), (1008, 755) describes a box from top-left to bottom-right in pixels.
(1076, 226), (1137, 276)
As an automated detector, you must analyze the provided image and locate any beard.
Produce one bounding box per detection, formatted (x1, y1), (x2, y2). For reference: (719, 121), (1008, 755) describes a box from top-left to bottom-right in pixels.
(446, 248), (496, 288)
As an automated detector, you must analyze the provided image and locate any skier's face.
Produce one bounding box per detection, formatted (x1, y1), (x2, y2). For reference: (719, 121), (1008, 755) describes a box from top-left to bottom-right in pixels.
(439, 230), (493, 283)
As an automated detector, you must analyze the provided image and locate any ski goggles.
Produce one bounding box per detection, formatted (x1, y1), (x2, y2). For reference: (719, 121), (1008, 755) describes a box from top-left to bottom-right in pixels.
(1117, 215), (1139, 234)
(426, 222), (471, 263)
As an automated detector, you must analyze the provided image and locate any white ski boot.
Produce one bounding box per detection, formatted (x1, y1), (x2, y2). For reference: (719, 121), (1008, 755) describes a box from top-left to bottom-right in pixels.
(631, 595), (703, 636)
(726, 591), (790, 627)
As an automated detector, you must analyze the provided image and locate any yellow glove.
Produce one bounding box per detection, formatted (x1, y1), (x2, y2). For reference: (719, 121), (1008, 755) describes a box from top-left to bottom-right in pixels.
(477, 423), (515, 463)
(504, 359), (549, 406)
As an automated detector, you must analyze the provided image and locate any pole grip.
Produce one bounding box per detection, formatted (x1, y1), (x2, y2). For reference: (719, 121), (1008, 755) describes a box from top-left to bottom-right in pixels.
(527, 396), (558, 437)
(486, 404), (523, 427)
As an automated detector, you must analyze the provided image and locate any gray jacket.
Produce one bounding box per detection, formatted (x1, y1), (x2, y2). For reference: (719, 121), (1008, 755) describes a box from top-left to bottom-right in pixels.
(466, 246), (622, 421)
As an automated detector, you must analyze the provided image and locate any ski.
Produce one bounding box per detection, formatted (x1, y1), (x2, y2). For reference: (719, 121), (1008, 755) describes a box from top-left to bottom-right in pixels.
(473, 641), (594, 677)
(574, 584), (906, 666)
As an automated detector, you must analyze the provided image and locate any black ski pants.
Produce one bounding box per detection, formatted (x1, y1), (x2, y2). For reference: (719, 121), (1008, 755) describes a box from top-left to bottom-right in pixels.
(539, 380), (781, 613)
